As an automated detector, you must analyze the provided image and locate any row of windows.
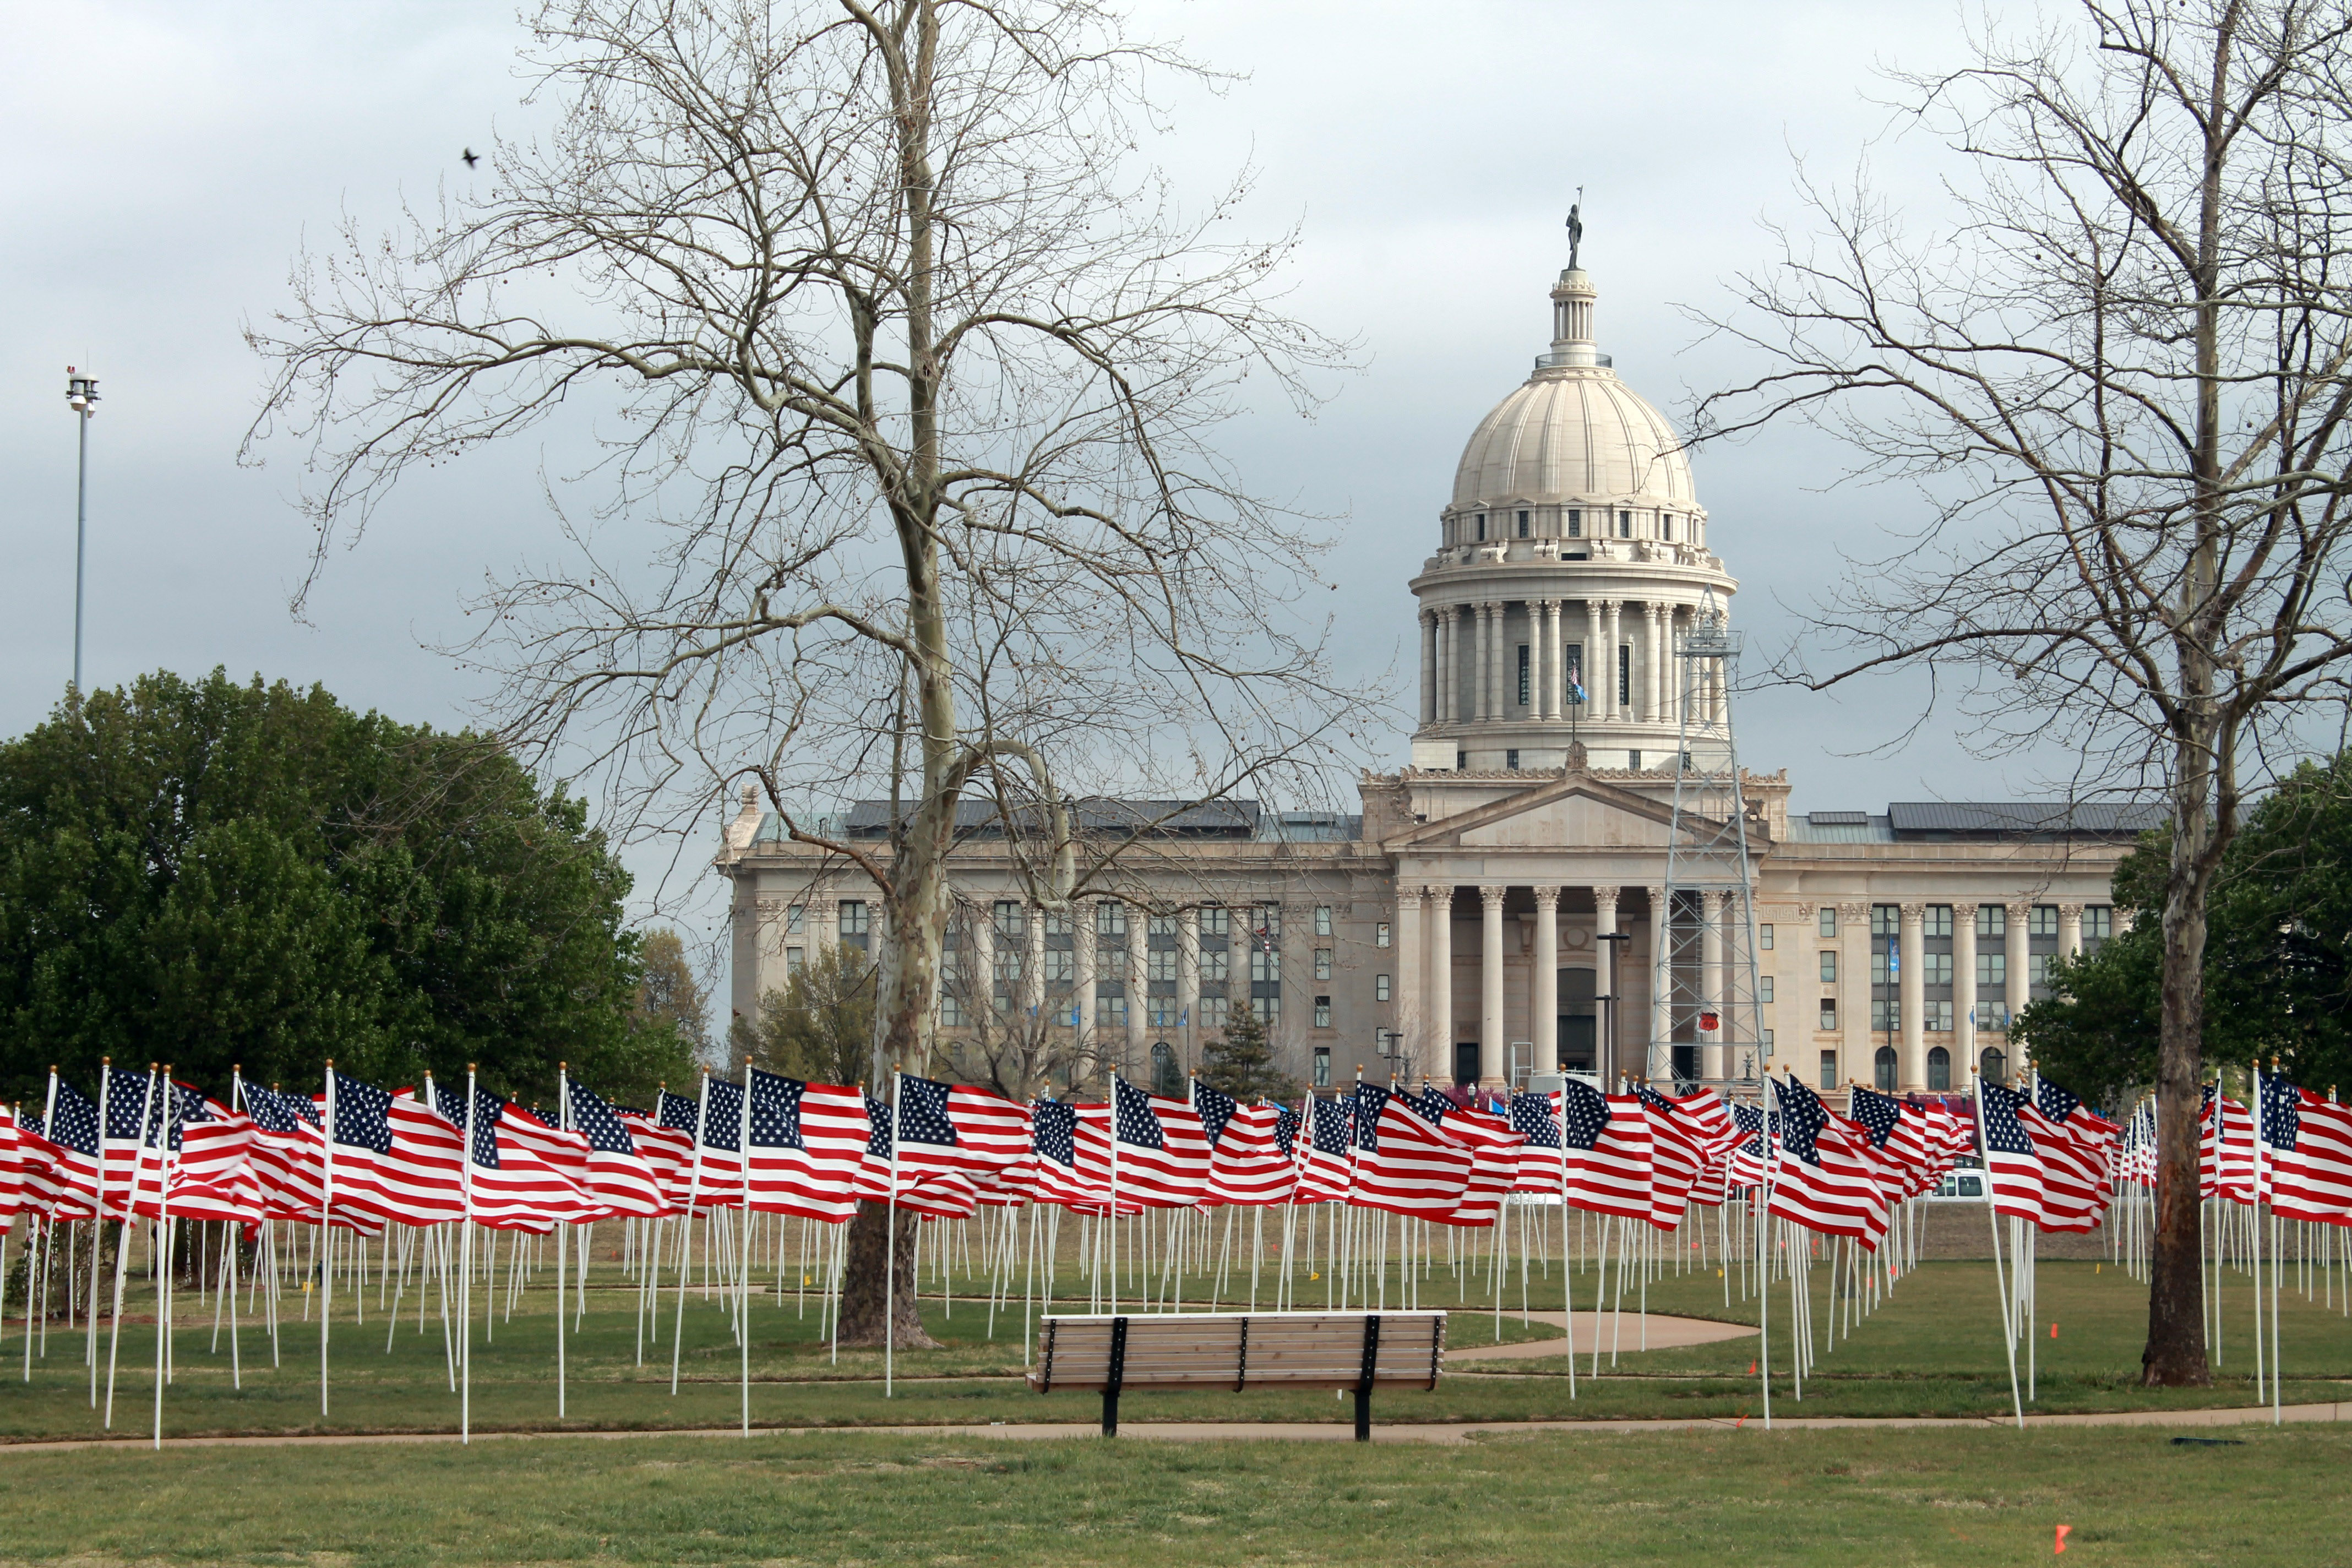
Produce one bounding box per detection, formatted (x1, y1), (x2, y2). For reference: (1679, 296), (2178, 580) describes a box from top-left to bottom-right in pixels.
(1814, 998), (2015, 1032)
(1806, 1046), (2008, 1092)
(1451, 507), (1690, 545)
(1815, 903), (2114, 940)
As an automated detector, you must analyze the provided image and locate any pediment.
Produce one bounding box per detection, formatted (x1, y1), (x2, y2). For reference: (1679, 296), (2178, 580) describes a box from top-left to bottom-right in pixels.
(1384, 773), (1702, 853)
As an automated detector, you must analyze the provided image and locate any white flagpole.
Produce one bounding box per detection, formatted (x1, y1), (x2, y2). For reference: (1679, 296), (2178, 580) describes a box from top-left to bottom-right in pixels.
(104, 1064), (159, 1429)
(1108, 1076), (1122, 1317)
(1973, 1069), (2025, 1429)
(88, 1058), (110, 1408)
(460, 1065), (478, 1445)
(886, 1066), (903, 1398)
(671, 1071), (710, 1395)
(319, 1060), (336, 1419)
(739, 1062), (753, 1435)
(556, 1063), (570, 1422)
(1758, 1079), (1777, 1430)
(153, 1065), (177, 1449)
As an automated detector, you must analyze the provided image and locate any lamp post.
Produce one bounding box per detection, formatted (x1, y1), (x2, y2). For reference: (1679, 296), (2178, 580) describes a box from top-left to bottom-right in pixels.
(64, 368), (100, 697)
(1596, 928), (1631, 1085)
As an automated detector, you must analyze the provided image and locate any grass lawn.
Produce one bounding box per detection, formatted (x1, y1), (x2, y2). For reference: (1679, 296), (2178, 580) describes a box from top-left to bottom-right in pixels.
(2, 1424), (2348, 1566)
(3, 1221), (2346, 1439)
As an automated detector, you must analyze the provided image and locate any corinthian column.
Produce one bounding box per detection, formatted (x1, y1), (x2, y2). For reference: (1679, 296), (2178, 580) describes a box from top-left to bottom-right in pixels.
(1603, 600), (1624, 723)
(1419, 609), (1438, 726)
(1479, 884), (1507, 1085)
(1532, 886), (1559, 1076)
(1643, 602), (1665, 723)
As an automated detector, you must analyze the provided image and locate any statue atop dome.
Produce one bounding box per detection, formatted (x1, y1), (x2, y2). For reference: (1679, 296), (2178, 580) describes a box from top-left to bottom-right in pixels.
(1565, 195), (1584, 270)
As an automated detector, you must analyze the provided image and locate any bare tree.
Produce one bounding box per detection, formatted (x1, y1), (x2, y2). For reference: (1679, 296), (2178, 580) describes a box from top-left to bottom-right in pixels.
(247, 0), (1369, 1345)
(1692, 0), (2352, 1384)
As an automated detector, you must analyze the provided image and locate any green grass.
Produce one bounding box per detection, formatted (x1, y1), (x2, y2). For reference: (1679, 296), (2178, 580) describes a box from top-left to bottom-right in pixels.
(4, 1231), (2346, 1439)
(3, 1425), (2350, 1566)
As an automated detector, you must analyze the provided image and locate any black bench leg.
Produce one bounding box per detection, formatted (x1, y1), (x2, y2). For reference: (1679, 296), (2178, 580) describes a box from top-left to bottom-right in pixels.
(1353, 1386), (1370, 1442)
(1103, 1389), (1120, 1438)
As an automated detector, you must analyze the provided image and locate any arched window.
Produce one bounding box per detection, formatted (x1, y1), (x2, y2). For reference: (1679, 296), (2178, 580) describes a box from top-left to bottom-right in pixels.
(1927, 1047), (1951, 1092)
(1874, 1046), (1897, 1092)
(1979, 1047), (2007, 1085)
(1150, 1041), (1181, 1098)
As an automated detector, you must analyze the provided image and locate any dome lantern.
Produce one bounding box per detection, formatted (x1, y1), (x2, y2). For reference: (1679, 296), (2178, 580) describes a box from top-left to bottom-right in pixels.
(1540, 268), (1606, 370)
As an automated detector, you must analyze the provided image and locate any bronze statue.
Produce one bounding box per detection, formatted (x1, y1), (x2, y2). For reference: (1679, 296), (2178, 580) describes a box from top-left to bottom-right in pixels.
(1566, 194), (1585, 270)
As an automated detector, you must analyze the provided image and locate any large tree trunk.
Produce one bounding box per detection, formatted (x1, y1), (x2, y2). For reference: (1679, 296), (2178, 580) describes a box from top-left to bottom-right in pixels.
(835, 1201), (939, 1350)
(2143, 738), (2216, 1387)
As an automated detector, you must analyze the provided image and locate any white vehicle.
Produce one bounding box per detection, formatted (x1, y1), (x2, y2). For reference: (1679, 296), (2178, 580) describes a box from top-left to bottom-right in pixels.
(1928, 1159), (1988, 1202)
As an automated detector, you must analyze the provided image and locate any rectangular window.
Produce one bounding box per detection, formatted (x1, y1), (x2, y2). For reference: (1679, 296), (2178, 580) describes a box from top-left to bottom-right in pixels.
(1618, 646), (1631, 705)
(2029, 905), (2060, 938)
(1200, 948), (1230, 984)
(1251, 995), (1280, 1024)
(1042, 949), (1075, 986)
(1925, 999), (1953, 1032)
(1977, 904), (2006, 939)
(1148, 912), (1177, 938)
(1628, 749), (1641, 772)
(1871, 949), (1890, 987)
(1096, 900), (1127, 939)
(1476, 514), (1486, 541)
(1819, 907), (1838, 938)
(1506, 748), (1521, 770)
(1375, 972), (1392, 1002)
(1313, 1048), (1331, 1088)
(1819, 998), (1837, 1031)
(1819, 951), (1837, 983)
(1200, 905), (1231, 939)
(1376, 921), (1391, 948)
(2028, 952), (2057, 987)
(1566, 509), (1582, 537)
(785, 946), (804, 976)
(1148, 995), (1179, 1027)
(1870, 904), (1898, 938)
(1762, 1028), (1775, 1053)
(1870, 999), (1902, 1032)
(1925, 905), (1953, 939)
(1616, 510), (1631, 537)
(2086, 905), (2114, 943)
(1198, 994), (1230, 1028)
(1518, 645), (1531, 706)
(1147, 949), (1178, 983)
(1819, 1051), (1838, 1091)
(993, 948), (1023, 984)
(1249, 948), (1279, 984)
(939, 993), (963, 1026)
(1759, 976), (1775, 1004)
(1923, 952), (1953, 987)
(839, 900), (869, 937)
(1663, 515), (1675, 541)
(1314, 948), (1332, 981)
(1042, 910), (1071, 938)
(785, 904), (805, 935)
(1565, 641), (1585, 701)
(1314, 996), (1332, 1028)
(1758, 923), (1774, 950)
(993, 900), (1023, 937)
(1977, 951), (2007, 989)
(1314, 905), (1333, 937)
(1516, 509), (1529, 537)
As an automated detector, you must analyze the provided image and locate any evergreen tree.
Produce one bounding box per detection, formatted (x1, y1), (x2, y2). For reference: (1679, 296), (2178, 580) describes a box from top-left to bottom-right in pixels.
(1197, 1004), (1298, 1102)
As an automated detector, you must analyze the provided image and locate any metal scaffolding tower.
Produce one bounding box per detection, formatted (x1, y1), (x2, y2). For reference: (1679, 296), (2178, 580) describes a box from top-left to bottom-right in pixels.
(1650, 591), (1766, 1089)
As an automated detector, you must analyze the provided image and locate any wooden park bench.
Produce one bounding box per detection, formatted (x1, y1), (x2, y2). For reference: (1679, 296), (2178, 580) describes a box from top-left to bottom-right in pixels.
(1027, 1310), (1448, 1440)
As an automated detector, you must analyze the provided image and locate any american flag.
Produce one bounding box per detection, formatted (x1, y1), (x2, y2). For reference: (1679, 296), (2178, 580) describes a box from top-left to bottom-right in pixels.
(1558, 1077), (1652, 1222)
(1726, 1101), (1768, 1190)
(1027, 1099), (1105, 1208)
(889, 1076), (1032, 1186)
(1977, 1080), (2048, 1226)
(0, 1106), (25, 1232)
(237, 1083), (329, 1220)
(2201, 1084), (2257, 1204)
(685, 1078), (747, 1207)
(1409, 1084), (1455, 1126)
(569, 1078), (672, 1218)
(1848, 1085), (1933, 1200)
(1292, 1097), (1354, 1204)
(1765, 1077), (1888, 1246)
(743, 1069), (866, 1224)
(32, 1078), (104, 1219)
(324, 1069), (468, 1229)
(1432, 1103), (1523, 1227)
(1638, 1087), (1705, 1231)
(1506, 1090), (1566, 1194)
(432, 1081), (599, 1228)
(851, 1087), (982, 1218)
(2024, 1076), (2111, 1233)
(1272, 1102), (1302, 1161)
(1192, 1081), (1240, 1150)
(101, 1064), (162, 1217)
(2267, 1082), (2352, 1224)
(1108, 1079), (1211, 1207)
(1347, 1092), (1474, 1222)
(1204, 1102), (1298, 1206)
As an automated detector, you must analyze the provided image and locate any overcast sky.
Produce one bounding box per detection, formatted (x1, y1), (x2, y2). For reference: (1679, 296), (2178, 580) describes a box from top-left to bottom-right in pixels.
(2, 1), (2038, 981)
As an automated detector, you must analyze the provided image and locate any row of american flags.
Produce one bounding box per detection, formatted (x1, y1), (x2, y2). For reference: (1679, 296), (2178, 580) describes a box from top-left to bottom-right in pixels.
(19, 1057), (2331, 1244)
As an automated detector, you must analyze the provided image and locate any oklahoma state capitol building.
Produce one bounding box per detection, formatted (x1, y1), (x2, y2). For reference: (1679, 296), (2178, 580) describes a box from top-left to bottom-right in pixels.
(720, 254), (2147, 1097)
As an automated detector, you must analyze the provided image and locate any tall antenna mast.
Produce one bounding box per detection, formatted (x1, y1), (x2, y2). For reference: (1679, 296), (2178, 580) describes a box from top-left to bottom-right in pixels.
(1651, 589), (1765, 1088)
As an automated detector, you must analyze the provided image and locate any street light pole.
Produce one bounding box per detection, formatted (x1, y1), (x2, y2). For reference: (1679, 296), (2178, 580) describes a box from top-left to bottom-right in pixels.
(64, 368), (100, 697)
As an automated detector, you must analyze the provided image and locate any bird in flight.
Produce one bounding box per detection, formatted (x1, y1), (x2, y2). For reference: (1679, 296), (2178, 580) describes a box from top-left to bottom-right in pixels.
(462, 148), (480, 168)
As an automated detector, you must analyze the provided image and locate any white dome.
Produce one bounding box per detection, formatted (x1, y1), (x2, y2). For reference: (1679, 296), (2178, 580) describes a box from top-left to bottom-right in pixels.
(1452, 367), (1696, 509)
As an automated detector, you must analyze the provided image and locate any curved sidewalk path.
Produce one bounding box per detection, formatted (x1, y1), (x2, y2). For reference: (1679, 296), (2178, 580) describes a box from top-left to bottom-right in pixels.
(3, 1401), (2342, 1454)
(1447, 1311), (1754, 1362)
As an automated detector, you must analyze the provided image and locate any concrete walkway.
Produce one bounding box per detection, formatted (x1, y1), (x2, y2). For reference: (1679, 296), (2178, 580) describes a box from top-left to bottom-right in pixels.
(1447, 1311), (1754, 1362)
(3, 1401), (2340, 1454)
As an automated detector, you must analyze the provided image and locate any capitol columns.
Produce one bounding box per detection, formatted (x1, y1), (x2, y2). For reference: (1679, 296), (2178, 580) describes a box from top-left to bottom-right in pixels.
(1396, 886), (1427, 1059)
(1479, 884), (1507, 1084)
(1543, 600), (1566, 721)
(1429, 886), (1455, 1075)
(2059, 902), (2085, 960)
(1898, 902), (1926, 1091)
(1592, 884), (1620, 1075)
(1603, 600), (1624, 721)
(1585, 600), (1606, 720)
(2004, 900), (2032, 1039)
(1952, 902), (1979, 1082)
(1532, 886), (1560, 1075)
(1838, 901), (1871, 1085)
(1642, 602), (1665, 723)
(1419, 609), (1438, 726)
